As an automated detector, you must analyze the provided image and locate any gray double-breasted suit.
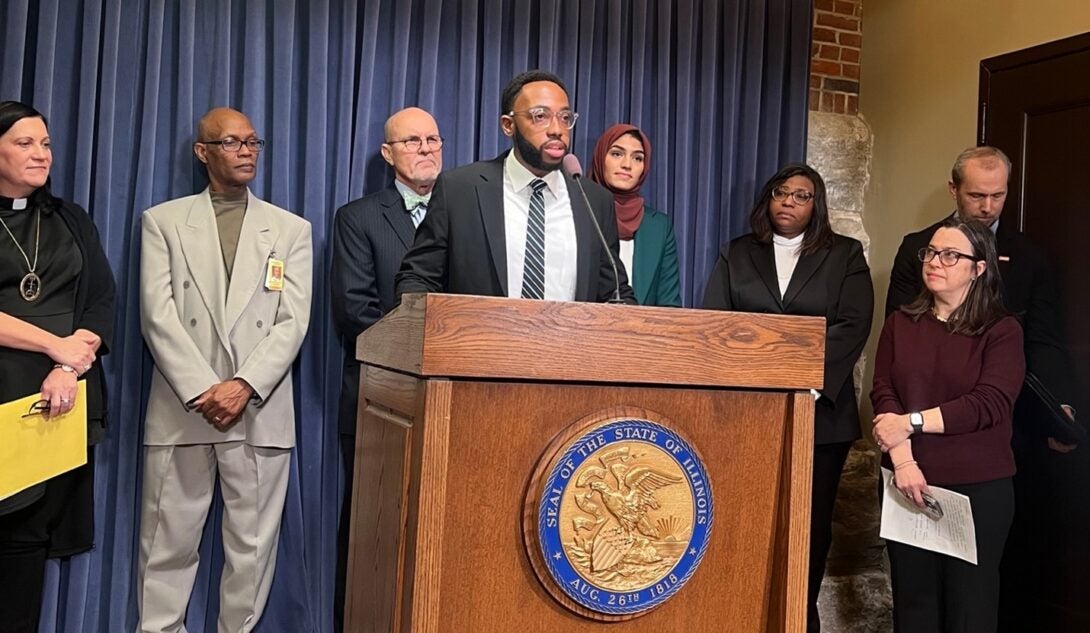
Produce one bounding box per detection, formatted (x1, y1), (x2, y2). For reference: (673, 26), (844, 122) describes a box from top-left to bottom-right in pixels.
(136, 188), (312, 633)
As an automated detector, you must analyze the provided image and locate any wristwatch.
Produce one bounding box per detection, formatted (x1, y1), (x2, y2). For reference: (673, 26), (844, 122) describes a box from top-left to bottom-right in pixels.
(909, 411), (924, 435)
(53, 363), (77, 374)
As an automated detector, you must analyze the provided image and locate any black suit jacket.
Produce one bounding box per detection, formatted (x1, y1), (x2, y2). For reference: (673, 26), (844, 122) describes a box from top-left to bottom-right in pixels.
(395, 152), (635, 303)
(886, 216), (1077, 409)
(703, 233), (874, 444)
(330, 186), (416, 435)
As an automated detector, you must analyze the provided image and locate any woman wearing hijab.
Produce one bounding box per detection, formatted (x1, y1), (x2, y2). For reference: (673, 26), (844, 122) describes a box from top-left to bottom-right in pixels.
(589, 124), (681, 306)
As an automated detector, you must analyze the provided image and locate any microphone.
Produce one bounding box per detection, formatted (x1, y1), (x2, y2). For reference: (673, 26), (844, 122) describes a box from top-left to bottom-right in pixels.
(561, 154), (624, 304)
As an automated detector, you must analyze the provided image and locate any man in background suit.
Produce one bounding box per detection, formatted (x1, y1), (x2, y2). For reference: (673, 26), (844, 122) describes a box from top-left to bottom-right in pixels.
(137, 107), (313, 633)
(885, 145), (1078, 438)
(329, 106), (442, 631)
(395, 69), (635, 304)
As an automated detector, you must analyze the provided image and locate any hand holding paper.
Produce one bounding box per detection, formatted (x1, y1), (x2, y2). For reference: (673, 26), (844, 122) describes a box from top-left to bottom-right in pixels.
(0, 380), (88, 501)
(879, 467), (978, 565)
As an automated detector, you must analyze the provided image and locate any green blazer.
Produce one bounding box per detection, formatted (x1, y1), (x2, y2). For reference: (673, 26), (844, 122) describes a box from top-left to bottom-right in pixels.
(631, 206), (682, 307)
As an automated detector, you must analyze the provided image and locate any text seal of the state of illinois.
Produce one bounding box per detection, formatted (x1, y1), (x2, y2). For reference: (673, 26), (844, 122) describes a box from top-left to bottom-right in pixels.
(523, 410), (713, 620)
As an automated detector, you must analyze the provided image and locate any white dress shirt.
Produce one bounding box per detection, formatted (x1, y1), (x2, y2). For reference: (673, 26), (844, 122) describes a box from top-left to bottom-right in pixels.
(503, 151), (577, 300)
(619, 239), (635, 289)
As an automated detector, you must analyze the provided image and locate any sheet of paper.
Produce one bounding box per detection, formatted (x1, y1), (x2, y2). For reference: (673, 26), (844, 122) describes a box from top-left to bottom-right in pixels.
(879, 467), (978, 565)
(0, 380), (88, 500)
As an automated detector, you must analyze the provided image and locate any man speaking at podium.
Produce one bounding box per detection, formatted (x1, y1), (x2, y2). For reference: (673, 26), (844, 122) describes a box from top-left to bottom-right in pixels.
(395, 70), (635, 304)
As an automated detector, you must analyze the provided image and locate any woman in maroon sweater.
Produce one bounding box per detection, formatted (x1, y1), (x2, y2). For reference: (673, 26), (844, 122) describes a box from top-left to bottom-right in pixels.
(872, 216), (1025, 632)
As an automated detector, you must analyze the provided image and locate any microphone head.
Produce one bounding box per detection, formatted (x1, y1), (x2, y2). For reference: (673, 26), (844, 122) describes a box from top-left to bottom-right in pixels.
(561, 153), (583, 178)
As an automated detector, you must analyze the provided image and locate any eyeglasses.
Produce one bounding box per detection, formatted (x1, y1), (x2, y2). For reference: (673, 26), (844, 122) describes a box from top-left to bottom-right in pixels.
(508, 107), (580, 130)
(21, 399), (50, 418)
(387, 135), (444, 152)
(918, 246), (981, 266)
(771, 188), (814, 205)
(199, 138), (266, 152)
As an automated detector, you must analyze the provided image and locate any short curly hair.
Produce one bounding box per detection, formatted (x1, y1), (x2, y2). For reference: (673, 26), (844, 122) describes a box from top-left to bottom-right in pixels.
(501, 70), (568, 114)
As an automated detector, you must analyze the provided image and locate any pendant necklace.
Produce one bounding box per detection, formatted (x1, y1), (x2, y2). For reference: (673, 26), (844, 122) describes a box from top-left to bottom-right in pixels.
(0, 208), (42, 301)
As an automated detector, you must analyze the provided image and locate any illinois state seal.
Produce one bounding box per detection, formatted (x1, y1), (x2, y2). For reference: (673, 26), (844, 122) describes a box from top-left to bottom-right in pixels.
(523, 408), (713, 620)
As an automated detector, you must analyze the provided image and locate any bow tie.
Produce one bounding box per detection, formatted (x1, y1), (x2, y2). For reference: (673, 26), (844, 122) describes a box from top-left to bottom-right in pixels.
(402, 191), (431, 211)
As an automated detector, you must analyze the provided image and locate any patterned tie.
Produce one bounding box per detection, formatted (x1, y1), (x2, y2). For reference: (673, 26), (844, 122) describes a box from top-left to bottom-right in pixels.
(401, 191), (430, 228)
(521, 179), (548, 299)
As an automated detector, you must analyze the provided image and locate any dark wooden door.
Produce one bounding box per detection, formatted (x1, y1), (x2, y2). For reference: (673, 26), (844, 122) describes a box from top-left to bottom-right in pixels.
(980, 32), (1090, 633)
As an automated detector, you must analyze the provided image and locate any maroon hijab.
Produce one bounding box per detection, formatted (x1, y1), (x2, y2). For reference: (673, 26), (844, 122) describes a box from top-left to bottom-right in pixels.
(589, 123), (650, 240)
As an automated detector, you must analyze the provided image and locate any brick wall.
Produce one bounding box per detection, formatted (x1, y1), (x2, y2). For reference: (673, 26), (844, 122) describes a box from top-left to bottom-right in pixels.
(810, 0), (861, 115)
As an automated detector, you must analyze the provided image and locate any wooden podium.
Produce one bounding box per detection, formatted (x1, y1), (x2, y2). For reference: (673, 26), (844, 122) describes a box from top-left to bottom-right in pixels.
(345, 293), (825, 633)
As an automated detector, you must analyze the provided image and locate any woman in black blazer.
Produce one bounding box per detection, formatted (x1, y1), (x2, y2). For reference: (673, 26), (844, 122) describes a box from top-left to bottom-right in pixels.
(703, 164), (873, 633)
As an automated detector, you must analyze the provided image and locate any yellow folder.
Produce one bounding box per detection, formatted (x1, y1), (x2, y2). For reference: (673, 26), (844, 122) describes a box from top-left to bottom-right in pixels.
(0, 380), (88, 500)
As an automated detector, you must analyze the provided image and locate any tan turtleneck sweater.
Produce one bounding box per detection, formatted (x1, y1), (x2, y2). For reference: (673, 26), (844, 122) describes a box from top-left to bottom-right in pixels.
(209, 190), (248, 281)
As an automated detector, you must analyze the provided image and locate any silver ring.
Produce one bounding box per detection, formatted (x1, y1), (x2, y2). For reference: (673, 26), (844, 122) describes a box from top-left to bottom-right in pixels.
(61, 398), (70, 404)
(214, 417), (222, 423)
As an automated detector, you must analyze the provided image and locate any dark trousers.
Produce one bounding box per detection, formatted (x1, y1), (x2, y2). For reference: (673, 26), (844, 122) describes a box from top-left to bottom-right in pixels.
(333, 436), (355, 633)
(0, 529), (47, 633)
(807, 440), (854, 633)
(888, 477), (1014, 633)
(0, 459), (95, 633)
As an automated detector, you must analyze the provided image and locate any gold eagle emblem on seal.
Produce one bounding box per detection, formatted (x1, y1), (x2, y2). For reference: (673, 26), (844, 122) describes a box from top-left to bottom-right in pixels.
(524, 407), (713, 620)
(563, 444), (692, 589)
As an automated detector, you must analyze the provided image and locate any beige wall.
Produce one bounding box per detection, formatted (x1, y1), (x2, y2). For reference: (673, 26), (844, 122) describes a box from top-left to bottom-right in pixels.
(857, 1), (1090, 411)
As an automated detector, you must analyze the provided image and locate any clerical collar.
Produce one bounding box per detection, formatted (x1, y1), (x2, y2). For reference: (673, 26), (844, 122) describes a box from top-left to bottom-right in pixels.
(0, 196), (29, 210)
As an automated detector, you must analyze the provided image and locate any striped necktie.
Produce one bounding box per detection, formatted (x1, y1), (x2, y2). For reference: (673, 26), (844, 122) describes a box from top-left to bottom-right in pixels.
(409, 202), (426, 228)
(521, 179), (548, 299)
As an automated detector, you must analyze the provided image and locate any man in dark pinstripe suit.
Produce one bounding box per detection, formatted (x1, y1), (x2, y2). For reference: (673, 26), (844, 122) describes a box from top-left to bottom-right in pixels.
(329, 106), (443, 631)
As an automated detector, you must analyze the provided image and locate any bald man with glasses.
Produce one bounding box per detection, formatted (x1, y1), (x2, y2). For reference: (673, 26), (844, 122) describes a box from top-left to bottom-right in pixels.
(136, 107), (313, 633)
(328, 105), (443, 631)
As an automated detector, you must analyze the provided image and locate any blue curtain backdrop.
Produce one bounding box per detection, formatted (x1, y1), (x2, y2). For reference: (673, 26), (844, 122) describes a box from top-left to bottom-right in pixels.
(0, 0), (811, 631)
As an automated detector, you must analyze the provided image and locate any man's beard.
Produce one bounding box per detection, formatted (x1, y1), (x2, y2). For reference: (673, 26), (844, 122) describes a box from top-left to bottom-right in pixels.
(514, 127), (564, 173)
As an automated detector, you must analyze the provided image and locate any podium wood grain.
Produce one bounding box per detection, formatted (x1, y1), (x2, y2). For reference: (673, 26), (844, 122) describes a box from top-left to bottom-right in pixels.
(346, 295), (824, 632)
(360, 294), (824, 390)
